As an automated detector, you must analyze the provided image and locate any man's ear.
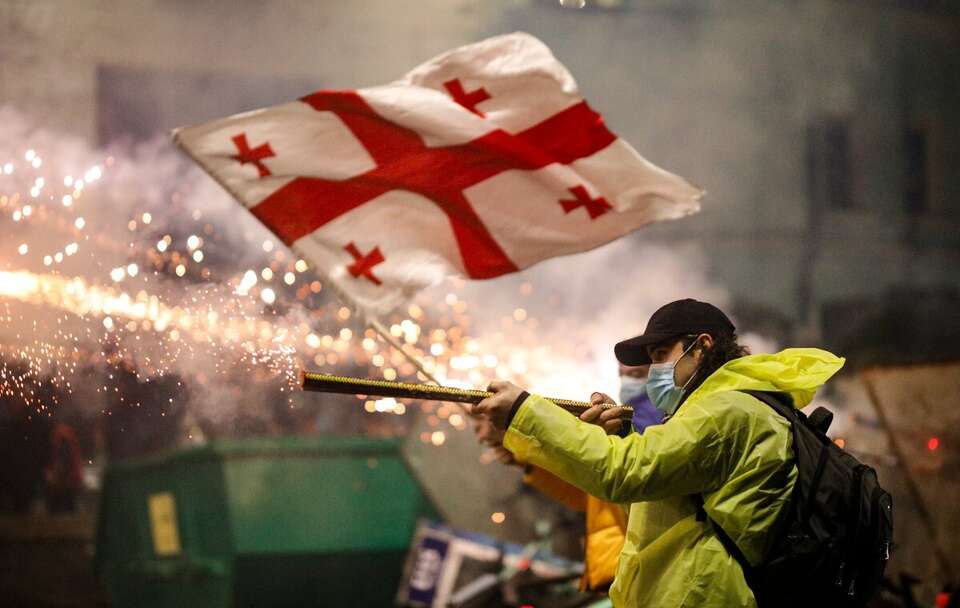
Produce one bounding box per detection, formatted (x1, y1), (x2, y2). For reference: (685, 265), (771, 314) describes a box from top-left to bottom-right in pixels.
(697, 333), (714, 354)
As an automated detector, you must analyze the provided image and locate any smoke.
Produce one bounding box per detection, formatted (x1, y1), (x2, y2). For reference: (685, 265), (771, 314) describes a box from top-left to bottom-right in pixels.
(1, 101), (776, 455)
(0, 105), (329, 440)
(442, 237), (771, 400)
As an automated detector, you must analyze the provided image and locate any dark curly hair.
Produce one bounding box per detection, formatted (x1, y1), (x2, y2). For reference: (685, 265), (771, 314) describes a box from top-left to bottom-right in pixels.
(677, 332), (750, 403)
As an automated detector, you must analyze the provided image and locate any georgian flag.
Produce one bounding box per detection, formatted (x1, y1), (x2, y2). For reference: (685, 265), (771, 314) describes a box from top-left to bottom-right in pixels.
(174, 32), (703, 315)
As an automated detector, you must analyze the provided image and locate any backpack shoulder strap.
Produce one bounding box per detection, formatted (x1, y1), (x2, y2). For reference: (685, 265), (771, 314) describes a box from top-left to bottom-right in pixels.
(740, 389), (832, 522)
(741, 389), (796, 420)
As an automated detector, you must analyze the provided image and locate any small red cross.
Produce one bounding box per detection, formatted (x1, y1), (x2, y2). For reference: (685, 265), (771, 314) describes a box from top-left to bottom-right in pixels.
(559, 185), (612, 220)
(231, 133), (275, 178)
(443, 78), (491, 117)
(251, 91), (616, 279)
(344, 242), (385, 285)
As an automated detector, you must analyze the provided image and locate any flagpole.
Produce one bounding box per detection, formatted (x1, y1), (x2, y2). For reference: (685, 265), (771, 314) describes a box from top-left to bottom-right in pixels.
(306, 272), (451, 395)
(367, 318), (442, 385)
(172, 131), (462, 403)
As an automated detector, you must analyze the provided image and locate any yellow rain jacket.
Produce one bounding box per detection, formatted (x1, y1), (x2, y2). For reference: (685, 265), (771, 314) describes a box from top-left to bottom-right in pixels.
(504, 348), (844, 607)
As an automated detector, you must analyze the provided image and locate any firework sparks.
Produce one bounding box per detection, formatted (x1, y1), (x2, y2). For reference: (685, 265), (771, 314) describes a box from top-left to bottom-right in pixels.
(1, 108), (632, 453)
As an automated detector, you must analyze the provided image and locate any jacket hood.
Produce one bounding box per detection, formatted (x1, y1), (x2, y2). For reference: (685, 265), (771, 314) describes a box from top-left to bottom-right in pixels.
(687, 347), (845, 409)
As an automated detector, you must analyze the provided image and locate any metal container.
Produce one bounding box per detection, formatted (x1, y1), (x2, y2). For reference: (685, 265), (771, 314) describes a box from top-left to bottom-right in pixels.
(96, 437), (439, 607)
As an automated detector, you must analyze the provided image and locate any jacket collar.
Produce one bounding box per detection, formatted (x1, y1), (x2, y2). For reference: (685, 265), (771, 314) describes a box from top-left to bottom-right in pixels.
(684, 348), (845, 409)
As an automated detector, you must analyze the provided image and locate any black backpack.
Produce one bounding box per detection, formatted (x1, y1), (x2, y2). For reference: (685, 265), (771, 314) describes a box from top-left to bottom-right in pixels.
(700, 390), (894, 607)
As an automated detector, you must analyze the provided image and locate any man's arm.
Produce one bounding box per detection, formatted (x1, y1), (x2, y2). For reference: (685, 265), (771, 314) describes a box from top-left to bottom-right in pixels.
(478, 385), (728, 504)
(472, 383), (631, 513)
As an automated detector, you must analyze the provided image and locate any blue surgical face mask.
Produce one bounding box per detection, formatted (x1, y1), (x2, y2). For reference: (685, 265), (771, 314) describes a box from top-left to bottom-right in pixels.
(619, 376), (648, 405)
(645, 339), (699, 416)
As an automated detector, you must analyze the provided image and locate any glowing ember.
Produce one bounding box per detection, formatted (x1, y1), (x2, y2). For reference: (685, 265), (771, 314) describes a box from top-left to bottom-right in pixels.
(1, 119), (628, 452)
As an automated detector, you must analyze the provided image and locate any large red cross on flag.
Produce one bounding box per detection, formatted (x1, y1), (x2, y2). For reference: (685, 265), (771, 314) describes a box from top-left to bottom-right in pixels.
(174, 33), (702, 315)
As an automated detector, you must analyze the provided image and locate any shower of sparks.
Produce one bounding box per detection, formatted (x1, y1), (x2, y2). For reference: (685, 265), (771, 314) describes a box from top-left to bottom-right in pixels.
(1, 132), (618, 451)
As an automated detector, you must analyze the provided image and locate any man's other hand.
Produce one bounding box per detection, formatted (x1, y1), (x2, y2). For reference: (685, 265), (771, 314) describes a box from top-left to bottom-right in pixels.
(472, 415), (520, 466)
(580, 392), (626, 435)
(473, 415), (506, 447)
(491, 445), (518, 466)
(473, 379), (525, 431)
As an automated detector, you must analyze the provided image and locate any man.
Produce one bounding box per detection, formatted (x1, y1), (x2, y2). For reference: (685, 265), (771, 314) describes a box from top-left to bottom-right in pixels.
(617, 363), (661, 434)
(474, 299), (844, 607)
(44, 420), (84, 513)
(476, 365), (661, 593)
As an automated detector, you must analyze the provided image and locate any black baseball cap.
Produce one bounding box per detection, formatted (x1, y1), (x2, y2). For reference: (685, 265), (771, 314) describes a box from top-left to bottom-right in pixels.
(614, 299), (735, 365)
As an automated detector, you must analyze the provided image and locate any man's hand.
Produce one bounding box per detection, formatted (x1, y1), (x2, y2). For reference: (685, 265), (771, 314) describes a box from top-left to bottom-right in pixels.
(490, 445), (519, 466)
(580, 391), (627, 435)
(473, 416), (520, 466)
(473, 415), (506, 447)
(473, 379), (526, 431)
(472, 394), (521, 467)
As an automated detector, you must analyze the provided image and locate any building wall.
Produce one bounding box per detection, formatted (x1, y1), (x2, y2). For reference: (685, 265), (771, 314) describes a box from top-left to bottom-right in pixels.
(0, 0), (494, 141)
(494, 2), (960, 333)
(1, 0), (958, 347)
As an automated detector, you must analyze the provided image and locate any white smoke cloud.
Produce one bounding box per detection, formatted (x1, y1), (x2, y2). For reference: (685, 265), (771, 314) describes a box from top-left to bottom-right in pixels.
(429, 236), (741, 399)
(1, 102), (774, 449)
(0, 106), (324, 436)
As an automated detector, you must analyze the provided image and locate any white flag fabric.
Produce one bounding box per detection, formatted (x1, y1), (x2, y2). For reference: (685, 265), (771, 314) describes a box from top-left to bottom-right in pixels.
(174, 32), (703, 315)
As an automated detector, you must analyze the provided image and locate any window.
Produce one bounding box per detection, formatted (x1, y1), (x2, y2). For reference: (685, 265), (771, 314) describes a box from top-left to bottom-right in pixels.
(806, 118), (853, 211)
(904, 124), (931, 217)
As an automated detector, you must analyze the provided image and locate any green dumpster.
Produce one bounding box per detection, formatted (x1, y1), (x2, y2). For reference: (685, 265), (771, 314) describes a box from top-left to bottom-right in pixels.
(95, 437), (439, 607)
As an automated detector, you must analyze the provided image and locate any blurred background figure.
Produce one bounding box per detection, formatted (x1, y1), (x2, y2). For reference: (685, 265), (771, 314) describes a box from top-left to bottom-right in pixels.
(472, 364), (664, 597)
(0, 372), (52, 513)
(44, 418), (83, 514)
(618, 363), (661, 434)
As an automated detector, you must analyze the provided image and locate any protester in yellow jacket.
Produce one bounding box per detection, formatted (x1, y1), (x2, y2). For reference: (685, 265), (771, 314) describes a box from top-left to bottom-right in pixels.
(476, 421), (630, 591)
(523, 467), (628, 591)
(475, 299), (845, 607)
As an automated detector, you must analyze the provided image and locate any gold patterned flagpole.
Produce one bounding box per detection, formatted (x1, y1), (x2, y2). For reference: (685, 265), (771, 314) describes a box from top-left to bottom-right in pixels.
(174, 128), (550, 409)
(173, 127), (448, 389)
(367, 318), (442, 385)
